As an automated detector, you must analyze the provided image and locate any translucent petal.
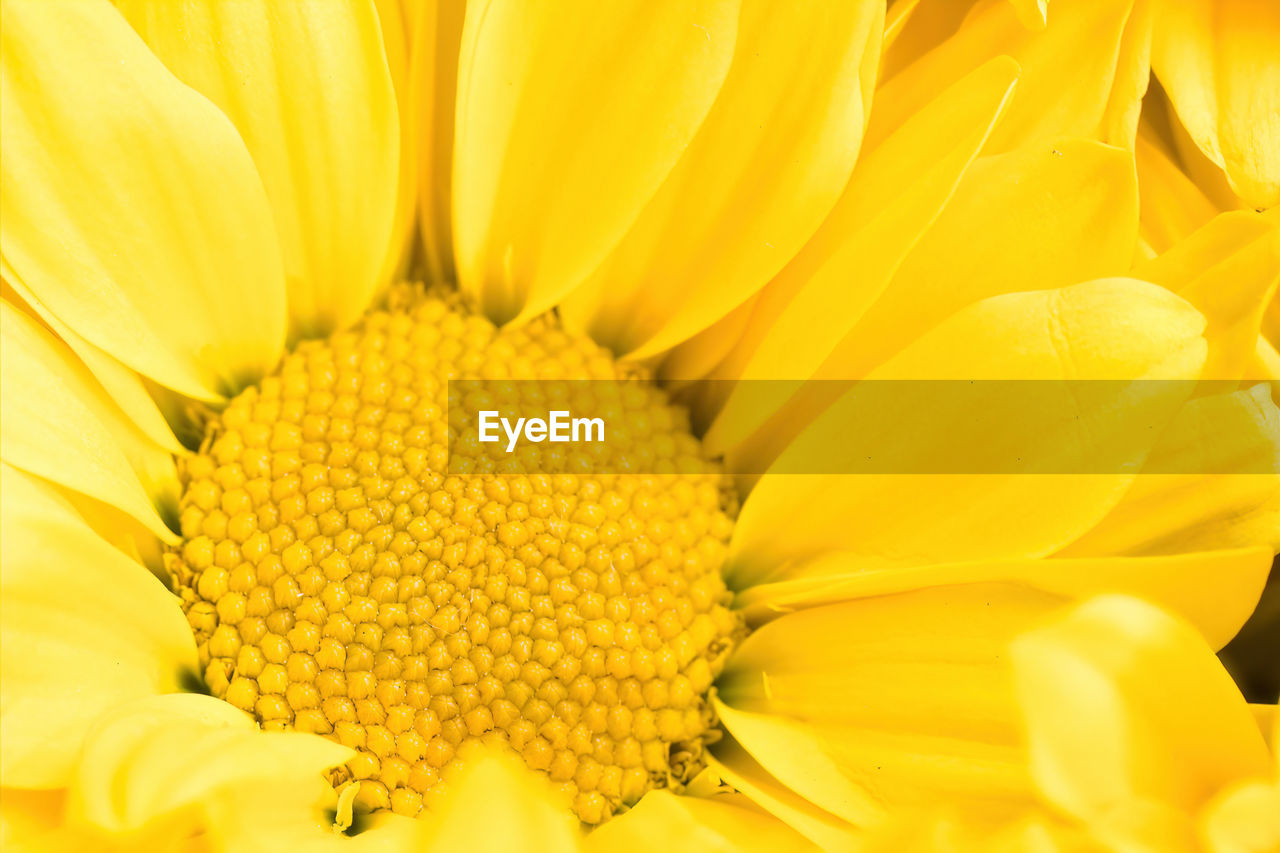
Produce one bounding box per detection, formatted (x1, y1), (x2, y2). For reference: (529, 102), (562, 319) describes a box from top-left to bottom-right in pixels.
(1011, 596), (1271, 818)
(1201, 779), (1280, 853)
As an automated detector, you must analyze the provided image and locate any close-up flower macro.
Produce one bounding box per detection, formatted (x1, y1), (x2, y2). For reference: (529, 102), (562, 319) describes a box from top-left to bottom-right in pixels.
(2, 1), (1278, 851)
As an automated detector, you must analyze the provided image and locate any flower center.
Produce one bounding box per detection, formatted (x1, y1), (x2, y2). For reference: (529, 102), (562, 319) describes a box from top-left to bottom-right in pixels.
(167, 288), (741, 824)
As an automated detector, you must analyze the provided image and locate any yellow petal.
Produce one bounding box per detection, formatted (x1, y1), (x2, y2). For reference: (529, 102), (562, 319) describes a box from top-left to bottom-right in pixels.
(1253, 339), (1280, 408)
(114, 0), (399, 338)
(701, 55), (1020, 452)
(1253, 704), (1279, 757)
(558, 1), (883, 358)
(711, 704), (886, 829)
(1136, 210), (1277, 293)
(708, 738), (862, 852)
(737, 546), (1272, 651)
(413, 0), (467, 286)
(1135, 210), (1280, 381)
(718, 138), (1139, 474)
(585, 790), (818, 853)
(1150, 0), (1280, 208)
(452, 0), (739, 323)
(1008, 0), (1049, 29)
(1011, 596), (1272, 819)
(878, 0), (976, 85)
(717, 584), (1059, 823)
(1160, 82), (1253, 214)
(0, 0), (285, 400)
(1089, 800), (1201, 853)
(822, 138), (1137, 380)
(69, 693), (351, 836)
(883, 0), (923, 53)
(1098, 0), (1152, 148)
(658, 296), (759, 392)
(1060, 384), (1280, 557)
(727, 278), (1207, 583)
(0, 466), (197, 788)
(1, 302), (177, 540)
(424, 751), (579, 853)
(1, 269), (180, 457)
(200, 775), (431, 853)
(1137, 123), (1222, 255)
(855, 806), (1103, 853)
(1200, 779), (1280, 853)
(373, 0), (417, 284)
(1267, 294), (1280, 351)
(0, 788), (66, 851)
(869, 0), (1137, 153)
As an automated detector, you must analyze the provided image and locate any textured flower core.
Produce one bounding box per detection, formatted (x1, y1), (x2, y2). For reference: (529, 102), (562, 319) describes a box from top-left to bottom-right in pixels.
(167, 290), (741, 824)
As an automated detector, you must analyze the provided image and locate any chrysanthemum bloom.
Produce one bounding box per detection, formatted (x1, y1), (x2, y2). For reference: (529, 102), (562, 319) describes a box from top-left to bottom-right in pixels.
(2, 0), (1278, 850)
(856, 595), (1280, 853)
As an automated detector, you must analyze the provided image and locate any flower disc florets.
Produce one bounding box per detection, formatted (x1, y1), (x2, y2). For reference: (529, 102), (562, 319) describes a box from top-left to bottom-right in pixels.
(167, 289), (742, 824)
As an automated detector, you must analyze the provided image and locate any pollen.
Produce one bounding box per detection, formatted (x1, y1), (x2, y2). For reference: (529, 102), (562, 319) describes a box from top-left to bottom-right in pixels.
(166, 289), (741, 825)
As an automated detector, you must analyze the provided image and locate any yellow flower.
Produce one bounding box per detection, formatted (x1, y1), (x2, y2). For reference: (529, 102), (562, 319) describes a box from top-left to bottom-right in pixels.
(1, 0), (1278, 850)
(857, 595), (1280, 853)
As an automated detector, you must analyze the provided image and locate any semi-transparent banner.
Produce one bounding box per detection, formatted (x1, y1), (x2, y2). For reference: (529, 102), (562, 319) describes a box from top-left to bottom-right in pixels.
(445, 379), (1279, 475)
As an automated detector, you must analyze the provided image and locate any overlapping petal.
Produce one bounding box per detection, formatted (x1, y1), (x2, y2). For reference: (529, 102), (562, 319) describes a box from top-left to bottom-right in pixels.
(728, 278), (1207, 583)
(0, 467), (196, 788)
(1, 261), (180, 456)
(423, 752), (579, 853)
(708, 740), (861, 852)
(693, 55), (1021, 454)
(870, 0), (1139, 153)
(715, 584), (1055, 825)
(1010, 596), (1271, 819)
(736, 546), (1272, 651)
(1150, 0), (1280, 209)
(558, 0), (883, 358)
(710, 137), (1140, 474)
(115, 0), (400, 338)
(1061, 212), (1280, 555)
(586, 790), (817, 853)
(69, 694), (351, 837)
(373, 0), (419, 283)
(413, 0), (467, 286)
(1136, 125), (1222, 256)
(452, 0), (740, 324)
(1060, 385), (1280, 555)
(0, 0), (286, 400)
(0, 302), (178, 539)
